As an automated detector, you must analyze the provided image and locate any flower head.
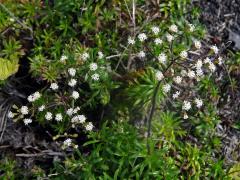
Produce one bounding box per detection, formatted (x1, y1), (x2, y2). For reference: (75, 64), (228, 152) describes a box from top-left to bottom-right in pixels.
(63, 138), (72, 147)
(55, 113), (63, 121)
(85, 122), (94, 131)
(90, 63), (98, 71)
(158, 53), (167, 64)
(180, 50), (188, 59)
(169, 24), (178, 33)
(91, 73), (100, 81)
(151, 26), (160, 35)
(98, 51), (104, 59)
(45, 112), (53, 120)
(68, 68), (76, 77)
(211, 45), (219, 54)
(23, 118), (32, 125)
(154, 38), (163, 45)
(182, 100), (191, 111)
(166, 33), (174, 42)
(81, 52), (89, 61)
(68, 79), (77, 87)
(128, 37), (135, 45)
(138, 33), (147, 42)
(173, 76), (182, 84)
(60, 55), (67, 62)
(156, 71), (164, 81)
(72, 91), (80, 99)
(172, 91), (180, 99)
(20, 106), (29, 115)
(194, 98), (203, 108)
(38, 105), (45, 112)
(163, 84), (171, 93)
(50, 83), (59, 90)
(8, 111), (14, 118)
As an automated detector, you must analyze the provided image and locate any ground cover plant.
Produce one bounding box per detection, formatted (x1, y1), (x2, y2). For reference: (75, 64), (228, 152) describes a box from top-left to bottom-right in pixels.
(0, 0), (240, 179)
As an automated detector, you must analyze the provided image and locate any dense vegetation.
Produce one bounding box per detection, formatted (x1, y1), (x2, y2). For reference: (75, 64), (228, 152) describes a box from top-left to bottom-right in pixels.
(0, 0), (239, 179)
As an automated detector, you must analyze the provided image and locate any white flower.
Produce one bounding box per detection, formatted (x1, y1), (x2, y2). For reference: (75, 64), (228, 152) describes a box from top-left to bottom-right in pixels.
(195, 60), (203, 69)
(182, 100), (191, 111)
(85, 122), (94, 131)
(180, 50), (188, 59)
(208, 62), (216, 72)
(20, 106), (29, 115)
(98, 51), (104, 59)
(68, 68), (76, 77)
(156, 71), (164, 81)
(8, 111), (14, 118)
(173, 76), (182, 84)
(138, 33), (147, 42)
(81, 52), (89, 61)
(38, 105), (45, 112)
(91, 73), (100, 81)
(218, 56), (223, 65)
(50, 83), (59, 90)
(60, 55), (67, 62)
(151, 26), (160, 35)
(166, 33), (174, 42)
(154, 38), (163, 45)
(187, 70), (195, 78)
(27, 95), (34, 102)
(158, 53), (167, 64)
(128, 37), (135, 45)
(204, 57), (211, 64)
(196, 68), (204, 77)
(183, 113), (188, 119)
(71, 115), (86, 124)
(34, 92), (41, 99)
(73, 107), (80, 114)
(78, 115), (86, 123)
(194, 98), (203, 108)
(67, 108), (74, 116)
(63, 138), (72, 147)
(72, 91), (80, 99)
(138, 51), (145, 58)
(68, 79), (77, 87)
(194, 40), (201, 49)
(188, 24), (195, 32)
(89, 63), (98, 71)
(45, 112), (53, 120)
(163, 84), (171, 93)
(23, 118), (32, 125)
(211, 45), (219, 54)
(169, 24), (178, 33)
(172, 91), (180, 99)
(27, 92), (41, 102)
(55, 113), (63, 121)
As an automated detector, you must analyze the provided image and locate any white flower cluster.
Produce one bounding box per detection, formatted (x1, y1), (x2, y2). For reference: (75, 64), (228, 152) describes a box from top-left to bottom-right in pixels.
(27, 91), (41, 102)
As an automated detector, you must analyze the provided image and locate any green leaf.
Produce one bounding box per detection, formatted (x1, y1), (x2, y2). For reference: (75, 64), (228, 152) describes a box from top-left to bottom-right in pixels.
(0, 58), (19, 80)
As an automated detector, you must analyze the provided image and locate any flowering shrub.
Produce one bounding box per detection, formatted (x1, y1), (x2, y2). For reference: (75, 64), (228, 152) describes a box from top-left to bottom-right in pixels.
(7, 21), (224, 153)
(1, 0), (238, 179)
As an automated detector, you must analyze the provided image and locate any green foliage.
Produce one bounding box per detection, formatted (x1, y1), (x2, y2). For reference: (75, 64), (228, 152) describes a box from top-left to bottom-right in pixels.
(0, 0), (236, 179)
(52, 122), (180, 179)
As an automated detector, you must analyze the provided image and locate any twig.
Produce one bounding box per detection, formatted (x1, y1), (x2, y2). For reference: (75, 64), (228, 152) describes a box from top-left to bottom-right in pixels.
(132, 0), (136, 35)
(146, 51), (177, 154)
